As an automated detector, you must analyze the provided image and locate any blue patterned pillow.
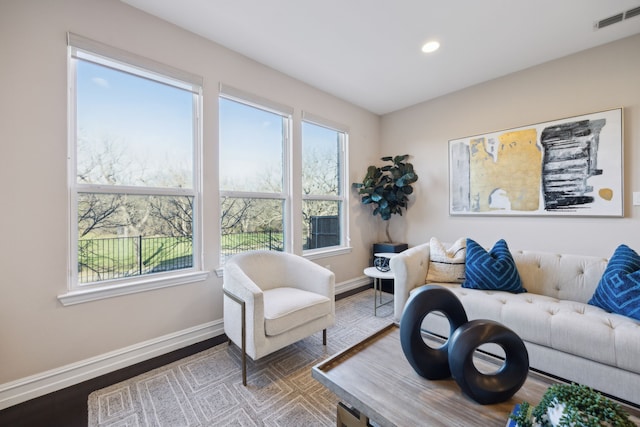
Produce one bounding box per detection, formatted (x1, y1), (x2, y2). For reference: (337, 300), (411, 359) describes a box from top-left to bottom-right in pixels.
(462, 239), (526, 293)
(589, 244), (640, 321)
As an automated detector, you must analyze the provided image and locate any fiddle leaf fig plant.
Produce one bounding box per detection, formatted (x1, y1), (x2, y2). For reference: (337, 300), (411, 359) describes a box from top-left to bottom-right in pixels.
(353, 154), (418, 242)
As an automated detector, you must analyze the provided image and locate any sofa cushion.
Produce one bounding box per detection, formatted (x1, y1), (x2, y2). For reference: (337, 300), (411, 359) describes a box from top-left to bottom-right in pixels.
(426, 237), (466, 283)
(463, 238), (525, 293)
(589, 244), (640, 321)
(263, 287), (332, 336)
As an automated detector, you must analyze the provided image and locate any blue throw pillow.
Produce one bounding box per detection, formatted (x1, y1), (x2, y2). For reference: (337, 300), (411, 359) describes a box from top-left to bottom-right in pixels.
(462, 238), (526, 293)
(589, 244), (640, 321)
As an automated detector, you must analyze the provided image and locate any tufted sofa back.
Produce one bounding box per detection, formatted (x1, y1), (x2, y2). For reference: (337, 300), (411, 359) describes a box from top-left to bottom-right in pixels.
(511, 250), (609, 304)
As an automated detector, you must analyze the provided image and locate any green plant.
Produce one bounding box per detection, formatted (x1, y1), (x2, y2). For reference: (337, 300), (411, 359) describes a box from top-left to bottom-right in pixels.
(352, 155), (418, 242)
(510, 384), (634, 427)
(511, 402), (534, 426)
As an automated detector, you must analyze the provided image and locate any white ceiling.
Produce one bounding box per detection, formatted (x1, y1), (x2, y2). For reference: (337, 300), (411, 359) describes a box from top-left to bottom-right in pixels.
(122, 0), (640, 115)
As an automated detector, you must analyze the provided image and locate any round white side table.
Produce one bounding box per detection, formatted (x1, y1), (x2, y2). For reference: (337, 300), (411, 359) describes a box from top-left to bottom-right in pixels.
(363, 266), (394, 316)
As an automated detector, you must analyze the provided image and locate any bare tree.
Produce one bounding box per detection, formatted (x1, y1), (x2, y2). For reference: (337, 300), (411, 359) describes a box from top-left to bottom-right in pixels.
(301, 145), (340, 246)
(149, 196), (193, 237)
(221, 197), (255, 233)
(302, 146), (339, 196)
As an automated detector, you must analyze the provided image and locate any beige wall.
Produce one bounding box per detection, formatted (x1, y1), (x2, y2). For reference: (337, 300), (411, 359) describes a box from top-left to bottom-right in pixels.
(381, 33), (640, 257)
(0, 0), (380, 388)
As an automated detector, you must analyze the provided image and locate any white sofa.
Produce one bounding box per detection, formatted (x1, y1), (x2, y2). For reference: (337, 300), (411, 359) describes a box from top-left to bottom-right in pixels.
(390, 242), (640, 406)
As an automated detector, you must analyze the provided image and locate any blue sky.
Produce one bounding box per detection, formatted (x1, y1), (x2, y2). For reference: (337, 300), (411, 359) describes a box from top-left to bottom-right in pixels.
(219, 97), (284, 192)
(77, 59), (338, 192)
(219, 98), (339, 194)
(76, 60), (193, 188)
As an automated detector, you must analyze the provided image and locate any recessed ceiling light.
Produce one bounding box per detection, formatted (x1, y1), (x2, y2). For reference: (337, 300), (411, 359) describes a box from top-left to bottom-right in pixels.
(421, 41), (440, 53)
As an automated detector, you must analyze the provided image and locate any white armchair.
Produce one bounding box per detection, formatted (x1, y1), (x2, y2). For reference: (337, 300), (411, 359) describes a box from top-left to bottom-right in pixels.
(223, 250), (335, 385)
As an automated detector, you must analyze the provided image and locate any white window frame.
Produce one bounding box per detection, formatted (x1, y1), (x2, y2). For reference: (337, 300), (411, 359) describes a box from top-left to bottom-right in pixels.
(59, 33), (207, 306)
(216, 87), (352, 277)
(219, 84), (294, 259)
(301, 112), (350, 258)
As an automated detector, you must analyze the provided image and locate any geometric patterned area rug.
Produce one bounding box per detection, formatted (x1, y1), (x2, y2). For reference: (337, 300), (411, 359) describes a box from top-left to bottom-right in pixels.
(88, 289), (393, 426)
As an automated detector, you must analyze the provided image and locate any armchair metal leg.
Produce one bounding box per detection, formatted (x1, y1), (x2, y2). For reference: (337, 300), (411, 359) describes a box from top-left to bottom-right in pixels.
(223, 288), (247, 386)
(323, 329), (327, 345)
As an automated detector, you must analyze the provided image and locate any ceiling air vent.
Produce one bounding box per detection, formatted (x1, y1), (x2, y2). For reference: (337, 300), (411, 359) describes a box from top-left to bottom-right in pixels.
(594, 6), (640, 30)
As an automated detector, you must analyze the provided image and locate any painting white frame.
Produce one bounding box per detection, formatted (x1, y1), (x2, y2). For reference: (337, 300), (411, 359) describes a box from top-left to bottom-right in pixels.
(449, 108), (623, 217)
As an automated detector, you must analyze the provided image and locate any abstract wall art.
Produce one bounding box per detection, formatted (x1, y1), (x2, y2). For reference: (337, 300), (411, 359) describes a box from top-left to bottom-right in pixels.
(449, 108), (623, 217)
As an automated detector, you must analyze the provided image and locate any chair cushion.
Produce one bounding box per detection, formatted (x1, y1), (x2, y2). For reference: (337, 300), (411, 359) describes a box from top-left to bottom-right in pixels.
(263, 287), (332, 336)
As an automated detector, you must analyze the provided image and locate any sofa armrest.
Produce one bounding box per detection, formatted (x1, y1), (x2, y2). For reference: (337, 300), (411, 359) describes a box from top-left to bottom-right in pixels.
(390, 242), (430, 322)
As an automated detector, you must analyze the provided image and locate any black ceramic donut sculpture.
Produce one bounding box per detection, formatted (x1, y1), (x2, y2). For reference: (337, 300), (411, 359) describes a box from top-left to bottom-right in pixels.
(448, 319), (529, 405)
(399, 285), (468, 379)
(399, 285), (529, 404)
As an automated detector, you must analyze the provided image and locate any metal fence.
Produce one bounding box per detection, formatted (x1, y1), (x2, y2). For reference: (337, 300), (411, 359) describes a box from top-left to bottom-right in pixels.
(78, 235), (193, 283)
(221, 230), (284, 262)
(80, 222), (336, 283)
(220, 216), (338, 263)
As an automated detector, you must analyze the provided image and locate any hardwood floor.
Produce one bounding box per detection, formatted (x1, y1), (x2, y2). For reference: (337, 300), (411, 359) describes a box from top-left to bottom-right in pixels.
(0, 287), (368, 427)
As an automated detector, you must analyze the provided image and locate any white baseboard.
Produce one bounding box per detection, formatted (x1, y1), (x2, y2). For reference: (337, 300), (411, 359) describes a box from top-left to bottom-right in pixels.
(335, 274), (371, 294)
(0, 320), (224, 410)
(0, 276), (371, 411)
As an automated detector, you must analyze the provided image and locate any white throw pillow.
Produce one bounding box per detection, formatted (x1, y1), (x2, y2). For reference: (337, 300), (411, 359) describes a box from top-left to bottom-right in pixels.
(426, 237), (466, 283)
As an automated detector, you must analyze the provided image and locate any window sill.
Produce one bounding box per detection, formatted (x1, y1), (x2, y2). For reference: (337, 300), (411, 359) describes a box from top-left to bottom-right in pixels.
(58, 270), (210, 306)
(304, 246), (352, 260)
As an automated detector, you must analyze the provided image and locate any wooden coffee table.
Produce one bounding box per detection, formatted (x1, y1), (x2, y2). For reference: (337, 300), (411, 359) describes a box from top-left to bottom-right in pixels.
(312, 324), (640, 427)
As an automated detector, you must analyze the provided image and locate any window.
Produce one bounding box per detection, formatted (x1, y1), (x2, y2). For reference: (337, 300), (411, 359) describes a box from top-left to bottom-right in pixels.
(219, 86), (349, 264)
(302, 117), (348, 252)
(66, 34), (203, 297)
(219, 86), (292, 263)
